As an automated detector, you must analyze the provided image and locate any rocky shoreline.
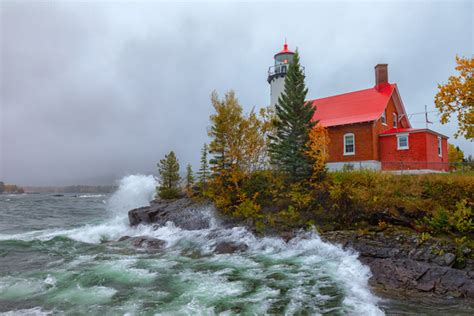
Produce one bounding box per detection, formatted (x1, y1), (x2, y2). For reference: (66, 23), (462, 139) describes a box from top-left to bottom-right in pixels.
(127, 198), (474, 302)
(321, 230), (474, 300)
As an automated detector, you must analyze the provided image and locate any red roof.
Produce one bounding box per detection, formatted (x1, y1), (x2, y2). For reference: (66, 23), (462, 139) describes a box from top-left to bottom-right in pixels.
(379, 128), (420, 135)
(379, 128), (448, 138)
(310, 83), (396, 127)
(275, 42), (294, 57)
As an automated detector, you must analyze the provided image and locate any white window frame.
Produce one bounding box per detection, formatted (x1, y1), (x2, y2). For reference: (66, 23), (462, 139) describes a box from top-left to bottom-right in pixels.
(343, 133), (355, 156)
(438, 136), (442, 157)
(393, 113), (398, 128)
(381, 110), (387, 125)
(397, 133), (409, 150)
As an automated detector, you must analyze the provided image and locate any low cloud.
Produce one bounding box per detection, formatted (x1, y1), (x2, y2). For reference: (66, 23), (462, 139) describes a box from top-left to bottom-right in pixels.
(1, 1), (472, 185)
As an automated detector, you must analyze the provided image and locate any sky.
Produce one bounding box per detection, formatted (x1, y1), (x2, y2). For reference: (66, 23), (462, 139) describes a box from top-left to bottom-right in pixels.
(1, 0), (472, 186)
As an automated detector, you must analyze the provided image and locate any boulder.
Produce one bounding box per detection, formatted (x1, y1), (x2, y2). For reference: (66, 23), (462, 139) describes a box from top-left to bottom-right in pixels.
(128, 198), (214, 230)
(214, 241), (248, 254)
(117, 235), (166, 250)
(322, 230), (474, 299)
(367, 258), (474, 298)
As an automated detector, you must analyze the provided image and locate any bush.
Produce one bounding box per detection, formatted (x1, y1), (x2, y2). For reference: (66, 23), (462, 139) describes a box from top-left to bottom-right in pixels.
(157, 187), (181, 200)
(450, 199), (473, 233)
(425, 207), (450, 233)
(208, 168), (474, 235)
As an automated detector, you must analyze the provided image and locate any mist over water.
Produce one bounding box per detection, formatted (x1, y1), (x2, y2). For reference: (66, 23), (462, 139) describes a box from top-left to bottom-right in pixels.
(0, 175), (387, 315)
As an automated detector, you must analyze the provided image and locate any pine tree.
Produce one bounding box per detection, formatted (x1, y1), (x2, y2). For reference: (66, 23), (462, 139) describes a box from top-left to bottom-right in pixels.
(185, 164), (195, 196)
(269, 50), (316, 181)
(157, 151), (181, 199)
(197, 143), (209, 186)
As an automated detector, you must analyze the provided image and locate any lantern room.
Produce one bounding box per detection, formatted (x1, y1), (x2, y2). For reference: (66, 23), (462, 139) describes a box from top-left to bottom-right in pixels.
(267, 41), (295, 84)
(267, 41), (299, 107)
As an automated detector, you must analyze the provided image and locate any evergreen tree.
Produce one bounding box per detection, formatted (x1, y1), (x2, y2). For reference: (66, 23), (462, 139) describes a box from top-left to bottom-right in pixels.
(185, 164), (195, 196)
(269, 50), (316, 181)
(197, 143), (209, 186)
(157, 151), (181, 199)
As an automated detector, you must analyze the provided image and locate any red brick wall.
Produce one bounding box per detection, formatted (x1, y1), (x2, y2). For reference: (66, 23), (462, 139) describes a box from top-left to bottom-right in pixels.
(324, 95), (447, 170)
(326, 96), (404, 162)
(327, 122), (376, 162)
(380, 132), (448, 171)
(372, 97), (409, 160)
(425, 133), (449, 171)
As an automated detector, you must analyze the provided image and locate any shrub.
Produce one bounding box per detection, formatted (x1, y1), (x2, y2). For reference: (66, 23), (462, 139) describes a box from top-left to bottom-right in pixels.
(450, 199), (473, 233)
(233, 196), (262, 220)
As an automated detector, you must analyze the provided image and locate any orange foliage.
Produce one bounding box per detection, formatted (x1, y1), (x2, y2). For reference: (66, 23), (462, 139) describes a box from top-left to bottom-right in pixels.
(305, 124), (330, 182)
(434, 56), (473, 139)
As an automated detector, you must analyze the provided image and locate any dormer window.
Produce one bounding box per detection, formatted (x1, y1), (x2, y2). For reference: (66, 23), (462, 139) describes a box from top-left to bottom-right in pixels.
(393, 113), (398, 128)
(381, 110), (387, 125)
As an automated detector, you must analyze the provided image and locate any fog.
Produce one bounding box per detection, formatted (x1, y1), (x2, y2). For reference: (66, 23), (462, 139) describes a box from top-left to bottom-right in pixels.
(1, 0), (472, 185)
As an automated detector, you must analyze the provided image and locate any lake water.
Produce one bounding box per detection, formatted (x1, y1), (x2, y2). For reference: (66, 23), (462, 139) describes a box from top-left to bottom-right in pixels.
(0, 175), (470, 315)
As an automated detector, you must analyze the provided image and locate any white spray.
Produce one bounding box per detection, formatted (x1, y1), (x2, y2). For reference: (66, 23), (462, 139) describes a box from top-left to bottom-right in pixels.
(0, 174), (385, 315)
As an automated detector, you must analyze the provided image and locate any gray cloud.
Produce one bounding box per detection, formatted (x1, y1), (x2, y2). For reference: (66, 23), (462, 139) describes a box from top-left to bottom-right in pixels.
(1, 0), (472, 185)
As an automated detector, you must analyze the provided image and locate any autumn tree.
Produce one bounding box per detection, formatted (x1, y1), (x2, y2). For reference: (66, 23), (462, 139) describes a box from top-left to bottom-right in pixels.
(185, 164), (194, 196)
(435, 56), (473, 139)
(269, 50), (316, 181)
(240, 106), (275, 173)
(305, 124), (330, 182)
(209, 91), (274, 177)
(208, 91), (244, 177)
(448, 144), (465, 170)
(157, 151), (181, 199)
(207, 91), (273, 210)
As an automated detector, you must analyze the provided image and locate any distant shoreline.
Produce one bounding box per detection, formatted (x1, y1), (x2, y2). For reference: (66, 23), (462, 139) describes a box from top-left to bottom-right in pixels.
(21, 185), (117, 194)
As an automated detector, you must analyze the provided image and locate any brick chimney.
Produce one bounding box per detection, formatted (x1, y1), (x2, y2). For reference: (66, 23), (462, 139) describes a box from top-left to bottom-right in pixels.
(374, 64), (388, 90)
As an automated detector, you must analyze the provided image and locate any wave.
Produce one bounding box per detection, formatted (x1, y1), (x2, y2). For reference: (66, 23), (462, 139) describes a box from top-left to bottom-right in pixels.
(0, 307), (52, 316)
(78, 194), (105, 198)
(0, 174), (157, 244)
(0, 174), (384, 314)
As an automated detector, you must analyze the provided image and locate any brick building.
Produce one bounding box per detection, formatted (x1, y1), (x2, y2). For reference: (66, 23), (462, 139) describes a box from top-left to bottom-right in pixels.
(268, 43), (449, 172)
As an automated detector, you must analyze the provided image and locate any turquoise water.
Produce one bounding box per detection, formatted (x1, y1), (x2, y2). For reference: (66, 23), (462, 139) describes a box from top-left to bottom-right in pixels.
(0, 175), (470, 315)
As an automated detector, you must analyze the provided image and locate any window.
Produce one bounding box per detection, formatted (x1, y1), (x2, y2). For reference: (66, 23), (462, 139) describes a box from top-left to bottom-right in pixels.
(397, 134), (409, 150)
(393, 113), (398, 128)
(344, 133), (355, 155)
(438, 137), (442, 157)
(381, 110), (387, 125)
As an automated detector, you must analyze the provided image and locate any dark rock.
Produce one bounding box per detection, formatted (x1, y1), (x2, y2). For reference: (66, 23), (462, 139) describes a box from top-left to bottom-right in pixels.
(280, 231), (296, 243)
(128, 198), (215, 230)
(214, 241), (248, 254)
(321, 229), (474, 299)
(434, 252), (456, 267)
(117, 236), (131, 242)
(124, 236), (166, 250)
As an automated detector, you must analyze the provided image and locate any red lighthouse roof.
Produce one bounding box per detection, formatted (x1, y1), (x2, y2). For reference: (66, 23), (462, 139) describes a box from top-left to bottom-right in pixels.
(275, 40), (294, 57)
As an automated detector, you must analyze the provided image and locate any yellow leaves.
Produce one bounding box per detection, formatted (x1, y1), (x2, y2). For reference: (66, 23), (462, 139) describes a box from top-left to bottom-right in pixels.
(434, 55), (474, 139)
(208, 91), (277, 215)
(305, 124), (330, 182)
(448, 144), (464, 164)
(286, 182), (313, 209)
(233, 192), (262, 219)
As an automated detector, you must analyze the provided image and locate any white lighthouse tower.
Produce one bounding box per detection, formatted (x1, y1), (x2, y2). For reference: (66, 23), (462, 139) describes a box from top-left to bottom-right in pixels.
(267, 41), (295, 107)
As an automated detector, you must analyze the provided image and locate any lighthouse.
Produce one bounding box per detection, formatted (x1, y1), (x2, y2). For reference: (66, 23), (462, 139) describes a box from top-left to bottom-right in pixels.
(267, 41), (295, 107)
